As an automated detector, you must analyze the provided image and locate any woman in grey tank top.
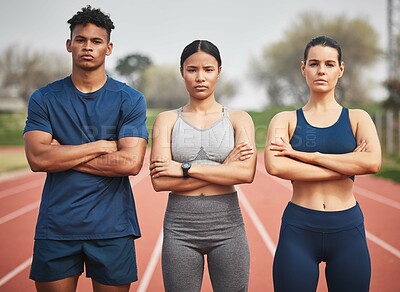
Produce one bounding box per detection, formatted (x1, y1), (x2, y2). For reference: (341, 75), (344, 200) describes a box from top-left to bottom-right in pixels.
(150, 40), (257, 292)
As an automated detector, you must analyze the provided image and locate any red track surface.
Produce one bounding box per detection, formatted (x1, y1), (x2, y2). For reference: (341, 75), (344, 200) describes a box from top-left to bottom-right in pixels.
(0, 151), (399, 291)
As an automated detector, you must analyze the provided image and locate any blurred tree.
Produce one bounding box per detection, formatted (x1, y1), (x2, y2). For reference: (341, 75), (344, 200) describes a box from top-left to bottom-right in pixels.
(115, 53), (152, 91)
(0, 45), (70, 102)
(141, 64), (186, 109)
(383, 79), (400, 109)
(141, 64), (237, 109)
(250, 12), (381, 106)
(215, 77), (237, 105)
(383, 34), (400, 109)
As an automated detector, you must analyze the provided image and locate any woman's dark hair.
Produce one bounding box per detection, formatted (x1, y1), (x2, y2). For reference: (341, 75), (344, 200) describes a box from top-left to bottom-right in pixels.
(180, 40), (222, 68)
(67, 5), (115, 41)
(303, 35), (342, 63)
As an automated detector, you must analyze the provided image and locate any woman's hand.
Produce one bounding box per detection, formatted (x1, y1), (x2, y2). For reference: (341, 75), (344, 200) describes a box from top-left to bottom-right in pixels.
(223, 142), (254, 164)
(354, 140), (367, 152)
(270, 137), (295, 157)
(149, 159), (183, 178)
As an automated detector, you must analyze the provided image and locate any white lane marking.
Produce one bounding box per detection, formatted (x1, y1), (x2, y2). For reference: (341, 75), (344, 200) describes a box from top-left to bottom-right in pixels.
(237, 186), (276, 256)
(366, 231), (400, 259)
(257, 163), (400, 259)
(0, 180), (43, 199)
(0, 170), (149, 286)
(137, 231), (163, 292)
(258, 161), (400, 209)
(0, 201), (40, 225)
(0, 257), (32, 287)
(354, 186), (400, 210)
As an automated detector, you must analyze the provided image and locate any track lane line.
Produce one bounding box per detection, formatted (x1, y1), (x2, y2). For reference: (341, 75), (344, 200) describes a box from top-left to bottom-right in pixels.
(366, 231), (400, 259)
(0, 169), (150, 287)
(0, 257), (32, 287)
(237, 186), (276, 256)
(353, 186), (400, 210)
(258, 162), (400, 209)
(137, 230), (163, 292)
(136, 185), (279, 291)
(0, 200), (40, 225)
(0, 180), (43, 199)
(256, 163), (400, 259)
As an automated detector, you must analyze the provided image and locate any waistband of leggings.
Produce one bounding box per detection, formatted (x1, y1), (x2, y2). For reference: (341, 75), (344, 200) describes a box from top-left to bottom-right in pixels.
(282, 201), (364, 233)
(167, 192), (239, 213)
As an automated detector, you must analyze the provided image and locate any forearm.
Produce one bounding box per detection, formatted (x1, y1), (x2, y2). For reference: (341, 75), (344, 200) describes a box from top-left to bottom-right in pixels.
(74, 137), (147, 177)
(151, 176), (210, 192)
(188, 161), (255, 185)
(312, 152), (381, 175)
(73, 152), (145, 177)
(265, 153), (346, 181)
(25, 142), (109, 172)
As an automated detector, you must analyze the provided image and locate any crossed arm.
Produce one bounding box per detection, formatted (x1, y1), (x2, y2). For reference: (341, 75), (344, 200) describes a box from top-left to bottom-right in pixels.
(264, 110), (381, 181)
(24, 130), (147, 176)
(149, 110), (257, 192)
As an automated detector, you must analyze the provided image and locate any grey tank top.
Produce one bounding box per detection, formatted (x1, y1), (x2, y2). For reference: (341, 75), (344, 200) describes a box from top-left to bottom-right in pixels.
(171, 107), (235, 165)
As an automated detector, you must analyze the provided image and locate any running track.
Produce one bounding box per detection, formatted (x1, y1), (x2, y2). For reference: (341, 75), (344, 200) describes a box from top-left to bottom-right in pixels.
(0, 151), (399, 292)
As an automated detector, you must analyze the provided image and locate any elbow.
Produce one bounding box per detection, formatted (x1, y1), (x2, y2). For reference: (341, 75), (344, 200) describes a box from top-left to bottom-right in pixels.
(368, 160), (381, 174)
(150, 178), (165, 192)
(29, 164), (41, 173)
(128, 167), (142, 176)
(27, 158), (48, 172)
(362, 155), (381, 175)
(125, 160), (145, 176)
(235, 164), (256, 184)
(265, 160), (281, 177)
(265, 165), (277, 176)
(241, 171), (255, 184)
(264, 154), (281, 177)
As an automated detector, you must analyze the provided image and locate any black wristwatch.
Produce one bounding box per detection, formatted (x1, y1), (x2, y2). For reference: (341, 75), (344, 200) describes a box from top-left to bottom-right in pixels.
(181, 162), (191, 179)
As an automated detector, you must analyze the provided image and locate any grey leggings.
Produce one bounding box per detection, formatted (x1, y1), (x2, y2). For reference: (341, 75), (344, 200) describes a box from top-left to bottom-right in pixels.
(162, 192), (250, 292)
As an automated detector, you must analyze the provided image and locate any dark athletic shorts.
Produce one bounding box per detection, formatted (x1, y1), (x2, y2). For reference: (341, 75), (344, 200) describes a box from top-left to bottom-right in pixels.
(30, 235), (137, 285)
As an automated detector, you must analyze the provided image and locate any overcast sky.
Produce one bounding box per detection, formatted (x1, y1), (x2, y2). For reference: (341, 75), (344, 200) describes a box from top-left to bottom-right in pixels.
(0, 0), (388, 109)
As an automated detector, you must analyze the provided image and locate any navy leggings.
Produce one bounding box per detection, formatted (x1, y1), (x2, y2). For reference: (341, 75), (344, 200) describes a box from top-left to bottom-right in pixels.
(273, 202), (371, 292)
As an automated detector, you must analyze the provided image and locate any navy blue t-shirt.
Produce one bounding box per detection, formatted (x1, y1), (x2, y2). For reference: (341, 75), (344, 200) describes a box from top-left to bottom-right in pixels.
(24, 76), (148, 240)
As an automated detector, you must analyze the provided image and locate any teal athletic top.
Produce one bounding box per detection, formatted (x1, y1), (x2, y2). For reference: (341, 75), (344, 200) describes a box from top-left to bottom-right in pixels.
(290, 107), (356, 181)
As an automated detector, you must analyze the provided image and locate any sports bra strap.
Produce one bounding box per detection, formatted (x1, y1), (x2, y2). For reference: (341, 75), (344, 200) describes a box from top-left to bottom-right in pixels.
(178, 106), (226, 117)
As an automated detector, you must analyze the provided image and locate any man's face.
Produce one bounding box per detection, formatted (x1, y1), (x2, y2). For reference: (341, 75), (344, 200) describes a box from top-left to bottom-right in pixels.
(66, 23), (113, 72)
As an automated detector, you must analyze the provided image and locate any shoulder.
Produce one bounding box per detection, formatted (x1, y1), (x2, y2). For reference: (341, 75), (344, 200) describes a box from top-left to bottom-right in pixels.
(154, 109), (179, 125)
(270, 110), (296, 124)
(30, 77), (68, 102)
(226, 108), (253, 125)
(348, 108), (373, 122)
(106, 76), (145, 100)
(226, 109), (255, 133)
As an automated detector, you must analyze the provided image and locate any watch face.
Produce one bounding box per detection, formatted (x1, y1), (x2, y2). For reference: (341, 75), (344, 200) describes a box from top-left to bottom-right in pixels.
(182, 162), (190, 169)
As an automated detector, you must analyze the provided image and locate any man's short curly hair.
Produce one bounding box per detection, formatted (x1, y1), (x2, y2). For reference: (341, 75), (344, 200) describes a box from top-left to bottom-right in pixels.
(67, 5), (115, 41)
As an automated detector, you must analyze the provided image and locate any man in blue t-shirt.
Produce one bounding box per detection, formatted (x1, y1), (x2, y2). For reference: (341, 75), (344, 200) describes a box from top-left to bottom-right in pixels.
(23, 5), (148, 291)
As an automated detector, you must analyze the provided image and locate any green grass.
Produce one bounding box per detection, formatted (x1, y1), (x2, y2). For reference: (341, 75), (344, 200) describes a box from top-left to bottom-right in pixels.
(0, 112), (26, 145)
(376, 155), (400, 183)
(0, 150), (29, 173)
(248, 105), (296, 149)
